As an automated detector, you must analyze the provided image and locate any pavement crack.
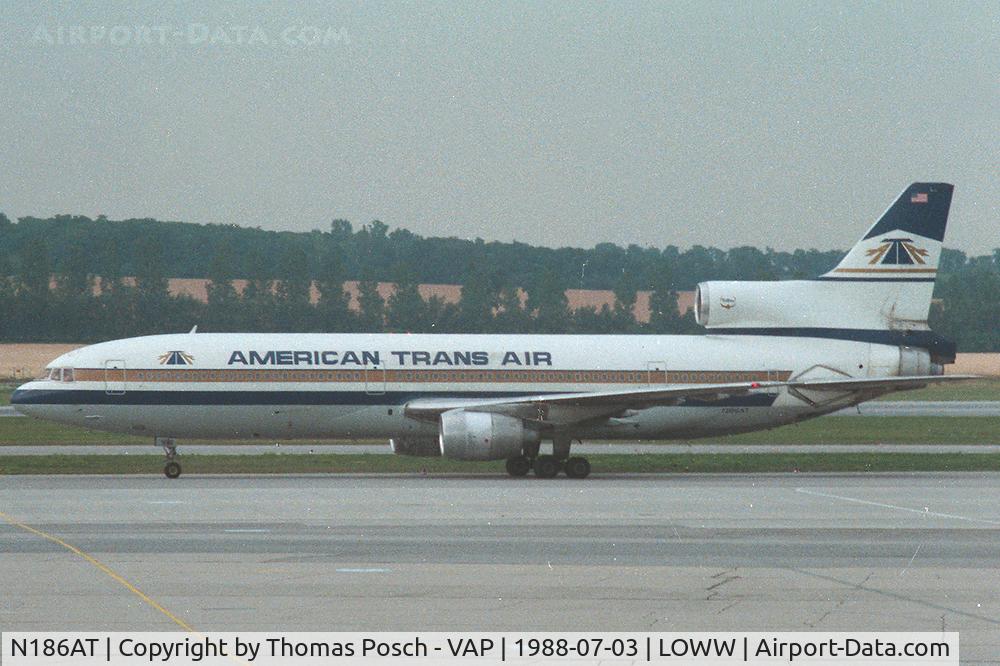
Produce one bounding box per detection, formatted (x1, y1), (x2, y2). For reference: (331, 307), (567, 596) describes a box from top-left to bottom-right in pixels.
(715, 600), (740, 615)
(706, 575), (740, 592)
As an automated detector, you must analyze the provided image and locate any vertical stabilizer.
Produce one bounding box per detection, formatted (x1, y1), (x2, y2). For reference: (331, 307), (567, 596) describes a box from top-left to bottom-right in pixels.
(823, 183), (954, 281)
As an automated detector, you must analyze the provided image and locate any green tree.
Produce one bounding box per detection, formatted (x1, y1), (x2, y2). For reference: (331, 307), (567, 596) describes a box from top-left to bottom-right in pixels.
(612, 269), (641, 333)
(386, 262), (428, 332)
(273, 245), (313, 331)
(457, 262), (501, 332)
(205, 245), (240, 331)
(356, 275), (385, 332)
(494, 286), (531, 333)
(526, 267), (570, 333)
(315, 242), (352, 331)
(647, 258), (689, 334)
(133, 237), (170, 334)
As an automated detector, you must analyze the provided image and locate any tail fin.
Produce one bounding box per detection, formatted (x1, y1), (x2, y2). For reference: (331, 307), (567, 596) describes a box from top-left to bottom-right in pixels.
(823, 183), (954, 281)
(696, 183), (957, 362)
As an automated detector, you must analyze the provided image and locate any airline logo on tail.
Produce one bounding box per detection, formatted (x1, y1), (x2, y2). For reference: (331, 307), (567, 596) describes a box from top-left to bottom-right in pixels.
(821, 182), (951, 279)
(866, 238), (929, 265)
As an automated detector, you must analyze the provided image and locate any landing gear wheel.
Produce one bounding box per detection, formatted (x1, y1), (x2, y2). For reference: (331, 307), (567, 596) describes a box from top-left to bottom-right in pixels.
(164, 461), (182, 479)
(533, 455), (561, 479)
(564, 456), (591, 479)
(505, 456), (531, 477)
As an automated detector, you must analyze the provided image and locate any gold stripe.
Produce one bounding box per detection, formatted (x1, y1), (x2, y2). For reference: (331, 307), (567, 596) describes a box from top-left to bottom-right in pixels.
(73, 368), (792, 384)
(833, 268), (937, 274)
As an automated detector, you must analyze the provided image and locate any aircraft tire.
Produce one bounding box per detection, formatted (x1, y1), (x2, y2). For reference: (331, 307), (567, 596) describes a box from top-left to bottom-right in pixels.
(505, 456), (531, 477)
(564, 456), (591, 479)
(533, 455), (561, 479)
(164, 462), (182, 479)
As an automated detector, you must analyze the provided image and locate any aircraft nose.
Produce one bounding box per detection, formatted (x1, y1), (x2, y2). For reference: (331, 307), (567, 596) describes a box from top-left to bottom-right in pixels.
(10, 383), (36, 414)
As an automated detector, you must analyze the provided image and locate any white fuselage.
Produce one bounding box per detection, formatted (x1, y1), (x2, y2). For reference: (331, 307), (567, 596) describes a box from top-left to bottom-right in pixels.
(12, 332), (905, 442)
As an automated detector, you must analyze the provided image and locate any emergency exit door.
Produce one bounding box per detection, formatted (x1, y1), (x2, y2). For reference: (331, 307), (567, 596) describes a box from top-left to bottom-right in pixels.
(104, 359), (126, 395)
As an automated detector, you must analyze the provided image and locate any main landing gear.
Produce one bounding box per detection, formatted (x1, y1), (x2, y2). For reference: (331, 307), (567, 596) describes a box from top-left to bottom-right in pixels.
(158, 437), (181, 479)
(505, 437), (591, 479)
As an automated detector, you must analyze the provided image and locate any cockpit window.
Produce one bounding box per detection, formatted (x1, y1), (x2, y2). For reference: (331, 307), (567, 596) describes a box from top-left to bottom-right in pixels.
(39, 367), (74, 381)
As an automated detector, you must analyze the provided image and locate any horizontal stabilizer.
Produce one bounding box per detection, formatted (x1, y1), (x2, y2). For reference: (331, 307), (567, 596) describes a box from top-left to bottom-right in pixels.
(787, 374), (977, 392)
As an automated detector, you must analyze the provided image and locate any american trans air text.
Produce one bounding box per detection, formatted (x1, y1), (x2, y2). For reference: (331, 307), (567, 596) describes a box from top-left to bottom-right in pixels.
(226, 350), (554, 366)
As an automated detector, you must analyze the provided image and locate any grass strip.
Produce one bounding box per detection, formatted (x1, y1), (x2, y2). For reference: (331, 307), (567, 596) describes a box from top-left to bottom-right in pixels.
(2, 452), (1000, 475)
(876, 378), (1000, 401)
(2, 415), (999, 446)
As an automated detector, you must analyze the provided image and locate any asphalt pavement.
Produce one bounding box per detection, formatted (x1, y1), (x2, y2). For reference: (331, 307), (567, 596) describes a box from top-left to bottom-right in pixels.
(1, 474), (998, 662)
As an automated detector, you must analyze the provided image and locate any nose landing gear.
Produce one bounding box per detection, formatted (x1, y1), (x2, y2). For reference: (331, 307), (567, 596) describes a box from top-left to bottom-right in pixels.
(157, 437), (181, 479)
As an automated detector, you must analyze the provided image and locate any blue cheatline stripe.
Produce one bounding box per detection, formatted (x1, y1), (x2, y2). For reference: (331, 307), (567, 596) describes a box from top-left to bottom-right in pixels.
(707, 327), (954, 355)
(812, 277), (936, 283)
(10, 389), (777, 408)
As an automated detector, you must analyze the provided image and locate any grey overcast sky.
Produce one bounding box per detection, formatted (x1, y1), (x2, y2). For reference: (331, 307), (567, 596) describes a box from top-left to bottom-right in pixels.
(1, 1), (997, 253)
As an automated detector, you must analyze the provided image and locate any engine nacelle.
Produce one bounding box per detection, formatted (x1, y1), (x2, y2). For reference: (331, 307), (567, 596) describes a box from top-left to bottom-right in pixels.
(438, 410), (540, 461)
(899, 346), (940, 376)
(694, 280), (931, 331)
(389, 437), (441, 457)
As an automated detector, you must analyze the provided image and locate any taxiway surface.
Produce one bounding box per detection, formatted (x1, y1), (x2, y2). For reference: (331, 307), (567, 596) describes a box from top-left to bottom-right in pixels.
(1, 474), (998, 662)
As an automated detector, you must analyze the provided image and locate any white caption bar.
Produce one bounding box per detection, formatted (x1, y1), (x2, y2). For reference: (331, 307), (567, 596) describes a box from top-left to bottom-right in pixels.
(1, 632), (958, 665)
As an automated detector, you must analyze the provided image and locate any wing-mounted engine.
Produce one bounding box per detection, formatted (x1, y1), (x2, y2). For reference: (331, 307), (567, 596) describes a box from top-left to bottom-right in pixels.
(438, 409), (541, 461)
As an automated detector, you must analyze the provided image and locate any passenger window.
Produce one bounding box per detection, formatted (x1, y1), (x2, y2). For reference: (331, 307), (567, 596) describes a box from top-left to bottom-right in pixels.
(62, 368), (74, 382)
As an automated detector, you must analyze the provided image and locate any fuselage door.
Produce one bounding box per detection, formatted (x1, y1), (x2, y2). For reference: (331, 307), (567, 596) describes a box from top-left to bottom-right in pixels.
(647, 361), (667, 385)
(104, 359), (126, 395)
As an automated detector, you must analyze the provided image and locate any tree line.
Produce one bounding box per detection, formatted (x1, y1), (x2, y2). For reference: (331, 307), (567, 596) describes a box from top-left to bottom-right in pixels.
(0, 212), (998, 351)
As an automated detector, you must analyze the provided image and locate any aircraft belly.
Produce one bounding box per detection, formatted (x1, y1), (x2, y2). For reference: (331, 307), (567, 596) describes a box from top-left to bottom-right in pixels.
(577, 404), (817, 440)
(24, 404), (435, 440)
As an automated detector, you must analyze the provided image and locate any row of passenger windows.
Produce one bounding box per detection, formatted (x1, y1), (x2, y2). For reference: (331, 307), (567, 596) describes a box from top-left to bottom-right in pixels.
(126, 370), (650, 383)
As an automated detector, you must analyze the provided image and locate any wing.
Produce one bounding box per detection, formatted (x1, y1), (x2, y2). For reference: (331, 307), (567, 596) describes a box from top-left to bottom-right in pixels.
(403, 374), (978, 425)
(404, 380), (785, 424)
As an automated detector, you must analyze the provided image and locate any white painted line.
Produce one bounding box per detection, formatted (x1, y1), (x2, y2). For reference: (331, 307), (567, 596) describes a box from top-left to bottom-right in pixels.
(900, 543), (922, 577)
(336, 568), (391, 573)
(795, 488), (1000, 526)
(224, 529), (271, 533)
(146, 501), (185, 505)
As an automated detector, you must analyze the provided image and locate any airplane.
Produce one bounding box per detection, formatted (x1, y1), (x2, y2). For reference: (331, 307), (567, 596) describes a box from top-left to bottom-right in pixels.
(12, 183), (973, 479)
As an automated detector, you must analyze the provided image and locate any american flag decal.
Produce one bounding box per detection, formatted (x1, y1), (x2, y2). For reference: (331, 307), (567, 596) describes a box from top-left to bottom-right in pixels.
(911, 192), (928, 204)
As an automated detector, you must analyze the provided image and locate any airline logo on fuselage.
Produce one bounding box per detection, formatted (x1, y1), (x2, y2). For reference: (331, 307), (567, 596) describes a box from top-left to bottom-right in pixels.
(159, 351), (194, 365)
(226, 350), (553, 367)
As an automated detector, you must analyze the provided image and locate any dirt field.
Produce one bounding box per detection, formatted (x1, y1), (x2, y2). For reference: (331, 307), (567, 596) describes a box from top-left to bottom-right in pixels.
(1, 343), (997, 379)
(0, 344), (84, 379)
(950, 353), (1000, 376)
